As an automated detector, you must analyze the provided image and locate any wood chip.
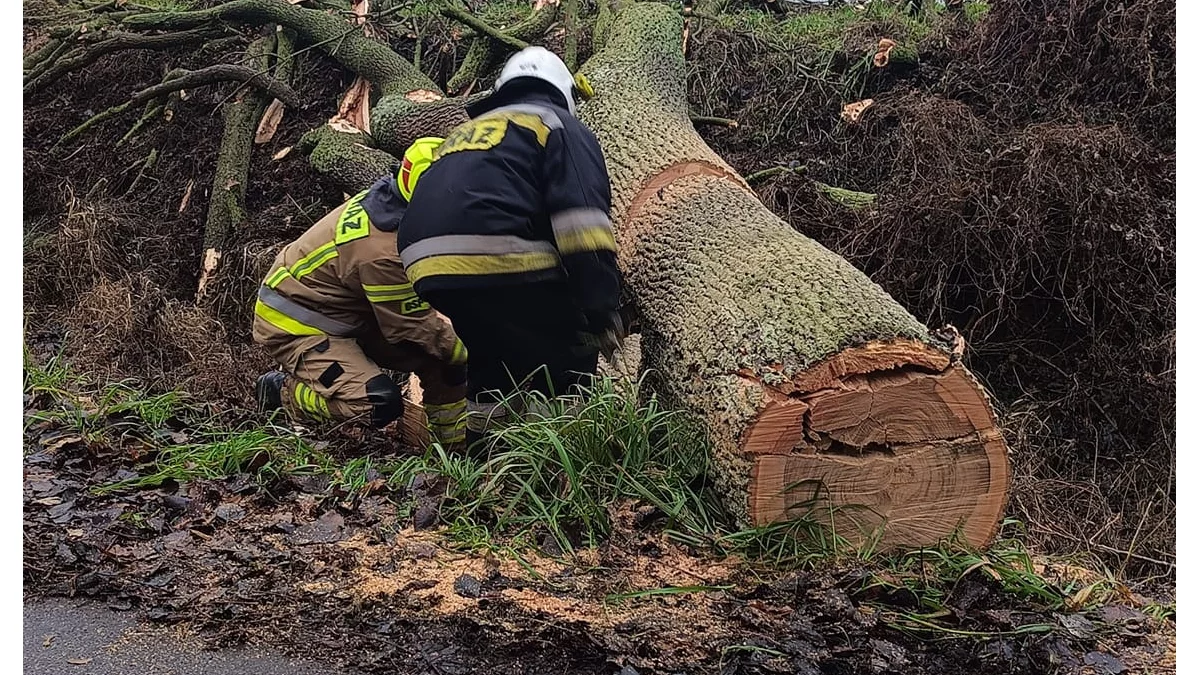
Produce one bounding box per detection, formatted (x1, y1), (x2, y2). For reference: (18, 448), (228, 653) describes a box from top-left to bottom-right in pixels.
(42, 634), (55, 648)
(255, 99), (285, 144)
(874, 38), (897, 68)
(67, 658), (92, 665)
(195, 248), (222, 300)
(272, 146), (293, 161)
(840, 99), (875, 124)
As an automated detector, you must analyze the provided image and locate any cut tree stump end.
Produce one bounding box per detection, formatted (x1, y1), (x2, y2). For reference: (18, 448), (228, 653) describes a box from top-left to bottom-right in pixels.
(744, 340), (1010, 551)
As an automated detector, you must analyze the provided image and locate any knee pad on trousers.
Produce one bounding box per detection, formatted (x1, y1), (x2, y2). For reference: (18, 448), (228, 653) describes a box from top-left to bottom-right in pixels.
(365, 374), (404, 428)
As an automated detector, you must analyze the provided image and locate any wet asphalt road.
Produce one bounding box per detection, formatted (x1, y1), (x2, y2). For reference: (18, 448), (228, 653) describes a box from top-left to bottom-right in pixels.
(24, 598), (344, 675)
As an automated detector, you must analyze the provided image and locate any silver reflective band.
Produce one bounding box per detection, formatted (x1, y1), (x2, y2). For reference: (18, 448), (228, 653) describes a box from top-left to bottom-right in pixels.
(400, 234), (560, 266)
(257, 285), (357, 337)
(550, 208), (612, 236)
(484, 103), (564, 130)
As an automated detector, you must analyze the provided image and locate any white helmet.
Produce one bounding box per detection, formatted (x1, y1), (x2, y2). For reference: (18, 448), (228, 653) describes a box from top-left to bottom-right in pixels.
(494, 46), (577, 116)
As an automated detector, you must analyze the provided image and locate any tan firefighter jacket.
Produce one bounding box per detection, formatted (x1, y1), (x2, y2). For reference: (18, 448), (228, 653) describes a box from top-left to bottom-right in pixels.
(254, 175), (466, 366)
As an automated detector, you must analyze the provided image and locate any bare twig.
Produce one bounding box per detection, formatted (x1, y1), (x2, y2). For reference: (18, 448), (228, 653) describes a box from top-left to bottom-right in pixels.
(745, 164), (806, 186)
(690, 115), (738, 128)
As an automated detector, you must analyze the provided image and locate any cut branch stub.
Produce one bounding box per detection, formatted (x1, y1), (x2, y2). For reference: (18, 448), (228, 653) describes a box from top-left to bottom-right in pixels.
(577, 2), (1010, 551)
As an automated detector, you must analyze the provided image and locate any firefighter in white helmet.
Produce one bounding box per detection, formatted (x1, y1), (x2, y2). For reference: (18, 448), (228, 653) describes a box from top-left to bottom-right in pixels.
(397, 46), (623, 451)
(253, 138), (468, 450)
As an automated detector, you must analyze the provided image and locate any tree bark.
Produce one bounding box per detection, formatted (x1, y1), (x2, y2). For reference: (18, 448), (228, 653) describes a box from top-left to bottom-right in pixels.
(197, 35), (277, 302)
(577, 2), (1009, 550)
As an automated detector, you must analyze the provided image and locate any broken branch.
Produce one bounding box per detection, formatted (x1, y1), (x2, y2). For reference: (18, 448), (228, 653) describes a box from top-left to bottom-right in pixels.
(24, 26), (227, 95)
(439, 6), (529, 51)
(57, 63), (301, 146)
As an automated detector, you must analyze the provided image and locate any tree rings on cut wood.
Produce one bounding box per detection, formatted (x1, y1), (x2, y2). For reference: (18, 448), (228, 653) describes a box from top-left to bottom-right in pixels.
(744, 340), (1009, 550)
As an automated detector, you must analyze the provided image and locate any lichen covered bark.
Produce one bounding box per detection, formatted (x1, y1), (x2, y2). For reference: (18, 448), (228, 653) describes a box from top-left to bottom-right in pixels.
(297, 125), (397, 195)
(444, 2), (560, 94)
(124, 0), (435, 97)
(577, 3), (959, 523)
(199, 35), (276, 300)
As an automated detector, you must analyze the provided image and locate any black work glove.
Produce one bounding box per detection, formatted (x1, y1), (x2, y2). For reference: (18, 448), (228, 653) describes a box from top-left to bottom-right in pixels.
(580, 311), (625, 362)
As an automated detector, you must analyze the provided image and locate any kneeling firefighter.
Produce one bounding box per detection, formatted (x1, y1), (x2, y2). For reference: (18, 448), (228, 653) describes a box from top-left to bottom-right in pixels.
(398, 46), (623, 450)
(252, 137), (468, 449)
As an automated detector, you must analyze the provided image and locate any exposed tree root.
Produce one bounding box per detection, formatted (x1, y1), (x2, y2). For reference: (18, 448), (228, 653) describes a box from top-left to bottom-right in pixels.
(690, 115), (737, 128)
(118, 99), (167, 147)
(745, 163), (805, 186)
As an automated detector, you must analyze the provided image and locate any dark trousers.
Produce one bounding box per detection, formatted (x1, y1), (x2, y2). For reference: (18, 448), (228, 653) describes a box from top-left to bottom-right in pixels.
(422, 282), (599, 442)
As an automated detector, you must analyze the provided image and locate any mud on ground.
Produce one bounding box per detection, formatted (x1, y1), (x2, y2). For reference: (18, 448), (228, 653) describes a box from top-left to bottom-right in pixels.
(23, 405), (1175, 675)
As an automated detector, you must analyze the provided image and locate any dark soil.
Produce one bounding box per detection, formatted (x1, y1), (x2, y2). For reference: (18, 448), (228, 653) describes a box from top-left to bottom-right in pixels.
(22, 412), (1175, 675)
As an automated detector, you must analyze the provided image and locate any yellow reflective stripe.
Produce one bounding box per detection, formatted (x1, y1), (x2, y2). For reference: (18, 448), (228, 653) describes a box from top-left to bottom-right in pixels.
(293, 382), (331, 420)
(426, 400), (466, 414)
(363, 282), (419, 304)
(362, 283), (415, 293)
(289, 242), (338, 279)
(555, 226), (617, 255)
(265, 267), (290, 288)
(254, 299), (324, 336)
(406, 252), (560, 284)
(450, 339), (468, 365)
(365, 293), (407, 303)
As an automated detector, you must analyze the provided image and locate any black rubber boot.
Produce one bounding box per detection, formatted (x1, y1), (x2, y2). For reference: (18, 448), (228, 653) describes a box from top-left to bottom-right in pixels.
(255, 371), (287, 412)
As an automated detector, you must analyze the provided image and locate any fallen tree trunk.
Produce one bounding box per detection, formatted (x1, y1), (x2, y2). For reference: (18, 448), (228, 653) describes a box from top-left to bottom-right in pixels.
(578, 2), (1009, 550)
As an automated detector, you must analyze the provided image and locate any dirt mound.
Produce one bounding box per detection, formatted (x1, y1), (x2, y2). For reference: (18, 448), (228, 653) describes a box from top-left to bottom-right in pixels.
(947, 0), (1175, 148)
(691, 1), (1175, 570)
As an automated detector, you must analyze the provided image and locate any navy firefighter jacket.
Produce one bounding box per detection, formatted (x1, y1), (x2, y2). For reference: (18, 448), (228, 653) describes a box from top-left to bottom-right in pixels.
(396, 79), (622, 333)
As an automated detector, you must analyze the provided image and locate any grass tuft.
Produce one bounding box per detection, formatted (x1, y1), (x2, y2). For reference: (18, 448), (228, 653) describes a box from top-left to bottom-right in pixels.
(390, 374), (722, 553)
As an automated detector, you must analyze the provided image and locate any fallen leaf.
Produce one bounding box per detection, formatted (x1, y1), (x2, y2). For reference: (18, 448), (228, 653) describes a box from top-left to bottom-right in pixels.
(42, 634), (55, 648)
(840, 98), (875, 124)
(67, 528), (84, 538)
(67, 658), (92, 665)
(162, 107), (174, 122)
(42, 435), (84, 453)
(177, 179), (194, 213)
(272, 146), (292, 161)
(254, 98), (285, 144)
(874, 38), (897, 68)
